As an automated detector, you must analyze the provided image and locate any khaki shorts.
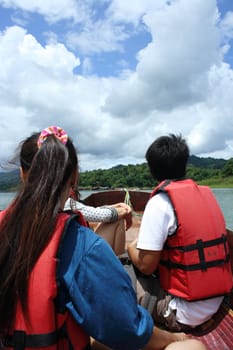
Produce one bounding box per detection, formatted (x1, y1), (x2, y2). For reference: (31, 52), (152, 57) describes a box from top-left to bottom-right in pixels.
(120, 256), (195, 332)
(136, 273), (191, 332)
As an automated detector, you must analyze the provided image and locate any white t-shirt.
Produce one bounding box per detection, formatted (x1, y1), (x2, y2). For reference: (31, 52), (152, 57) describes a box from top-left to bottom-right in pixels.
(137, 193), (223, 326)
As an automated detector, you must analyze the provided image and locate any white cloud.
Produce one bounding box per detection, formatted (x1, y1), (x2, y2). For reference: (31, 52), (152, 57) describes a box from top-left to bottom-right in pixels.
(66, 19), (130, 55)
(104, 0), (222, 115)
(220, 10), (233, 40)
(106, 0), (163, 25)
(0, 0), (85, 23)
(1, 0), (233, 171)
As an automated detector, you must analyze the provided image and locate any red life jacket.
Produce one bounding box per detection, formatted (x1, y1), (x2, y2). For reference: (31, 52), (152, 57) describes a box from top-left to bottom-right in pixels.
(151, 179), (233, 301)
(0, 210), (90, 350)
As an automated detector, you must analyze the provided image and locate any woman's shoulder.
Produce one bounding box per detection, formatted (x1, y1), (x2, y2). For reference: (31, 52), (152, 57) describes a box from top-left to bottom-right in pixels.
(58, 216), (123, 284)
(63, 215), (118, 258)
(58, 217), (104, 273)
(65, 217), (99, 245)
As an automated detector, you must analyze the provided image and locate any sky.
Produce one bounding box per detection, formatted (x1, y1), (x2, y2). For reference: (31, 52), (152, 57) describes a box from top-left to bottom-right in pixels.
(0, 0), (233, 172)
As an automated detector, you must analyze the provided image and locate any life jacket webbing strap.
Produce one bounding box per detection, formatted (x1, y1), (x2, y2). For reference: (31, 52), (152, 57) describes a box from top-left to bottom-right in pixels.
(161, 234), (230, 271)
(164, 234), (228, 252)
(160, 255), (230, 271)
(3, 327), (66, 349)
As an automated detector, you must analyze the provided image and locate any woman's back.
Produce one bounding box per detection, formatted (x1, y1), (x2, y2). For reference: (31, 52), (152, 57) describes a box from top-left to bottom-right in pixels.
(0, 126), (207, 350)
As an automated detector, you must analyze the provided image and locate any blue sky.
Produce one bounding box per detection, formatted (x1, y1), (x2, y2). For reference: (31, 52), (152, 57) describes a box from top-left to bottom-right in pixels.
(0, 0), (233, 171)
(0, 1), (152, 77)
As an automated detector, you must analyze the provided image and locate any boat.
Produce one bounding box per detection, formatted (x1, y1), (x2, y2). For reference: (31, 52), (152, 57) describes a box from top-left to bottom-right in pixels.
(83, 189), (150, 252)
(84, 189), (233, 350)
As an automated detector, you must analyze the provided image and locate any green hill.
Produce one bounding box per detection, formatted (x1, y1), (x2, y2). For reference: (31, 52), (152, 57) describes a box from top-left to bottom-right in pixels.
(188, 155), (226, 169)
(0, 169), (20, 191)
(0, 155), (231, 191)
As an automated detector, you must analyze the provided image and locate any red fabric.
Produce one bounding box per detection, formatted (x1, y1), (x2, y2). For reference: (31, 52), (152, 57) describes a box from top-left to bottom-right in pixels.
(190, 303), (233, 350)
(152, 179), (233, 300)
(1, 211), (90, 350)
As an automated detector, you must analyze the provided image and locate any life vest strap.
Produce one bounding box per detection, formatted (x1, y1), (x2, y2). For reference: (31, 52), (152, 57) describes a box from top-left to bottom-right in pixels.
(160, 256), (230, 271)
(165, 234), (228, 252)
(2, 327), (67, 350)
(161, 234), (230, 271)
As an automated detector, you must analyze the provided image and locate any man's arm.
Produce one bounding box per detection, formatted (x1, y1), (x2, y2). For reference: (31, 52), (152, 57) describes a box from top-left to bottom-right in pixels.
(127, 239), (162, 275)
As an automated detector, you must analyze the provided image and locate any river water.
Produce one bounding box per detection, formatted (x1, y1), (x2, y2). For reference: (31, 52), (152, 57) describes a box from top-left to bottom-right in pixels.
(1, 188), (233, 229)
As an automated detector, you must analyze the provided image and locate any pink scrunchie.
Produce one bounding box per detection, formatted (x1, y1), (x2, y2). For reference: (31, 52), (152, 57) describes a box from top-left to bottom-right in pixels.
(37, 126), (68, 149)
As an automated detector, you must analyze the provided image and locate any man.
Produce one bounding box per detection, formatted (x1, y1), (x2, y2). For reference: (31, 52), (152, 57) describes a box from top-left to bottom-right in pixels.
(128, 134), (232, 331)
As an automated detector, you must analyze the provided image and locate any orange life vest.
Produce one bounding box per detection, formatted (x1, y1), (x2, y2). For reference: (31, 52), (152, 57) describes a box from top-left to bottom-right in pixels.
(0, 210), (90, 350)
(151, 179), (233, 301)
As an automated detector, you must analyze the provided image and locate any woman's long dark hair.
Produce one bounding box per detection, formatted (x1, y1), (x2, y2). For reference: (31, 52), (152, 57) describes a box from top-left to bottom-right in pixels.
(0, 130), (78, 332)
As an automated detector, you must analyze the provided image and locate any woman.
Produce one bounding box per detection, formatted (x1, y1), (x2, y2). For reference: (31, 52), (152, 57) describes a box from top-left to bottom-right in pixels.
(0, 126), (206, 350)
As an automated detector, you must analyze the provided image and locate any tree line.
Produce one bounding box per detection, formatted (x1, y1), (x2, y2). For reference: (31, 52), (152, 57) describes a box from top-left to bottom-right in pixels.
(79, 156), (233, 189)
(1, 155), (233, 191)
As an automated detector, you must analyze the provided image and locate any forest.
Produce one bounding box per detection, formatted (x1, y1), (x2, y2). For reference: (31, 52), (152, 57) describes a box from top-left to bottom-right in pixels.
(1, 155), (233, 191)
(78, 156), (233, 189)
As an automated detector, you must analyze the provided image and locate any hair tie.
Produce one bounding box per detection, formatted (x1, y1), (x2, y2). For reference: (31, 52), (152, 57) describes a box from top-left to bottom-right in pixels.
(37, 126), (68, 149)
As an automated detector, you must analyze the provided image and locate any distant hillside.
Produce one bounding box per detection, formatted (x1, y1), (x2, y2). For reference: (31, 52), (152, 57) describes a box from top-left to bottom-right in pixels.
(0, 169), (20, 191)
(79, 156), (229, 189)
(188, 155), (226, 169)
(0, 155), (229, 191)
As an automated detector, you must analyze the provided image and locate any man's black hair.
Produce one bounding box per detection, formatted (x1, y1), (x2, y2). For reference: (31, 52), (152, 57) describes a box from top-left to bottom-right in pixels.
(145, 134), (189, 182)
